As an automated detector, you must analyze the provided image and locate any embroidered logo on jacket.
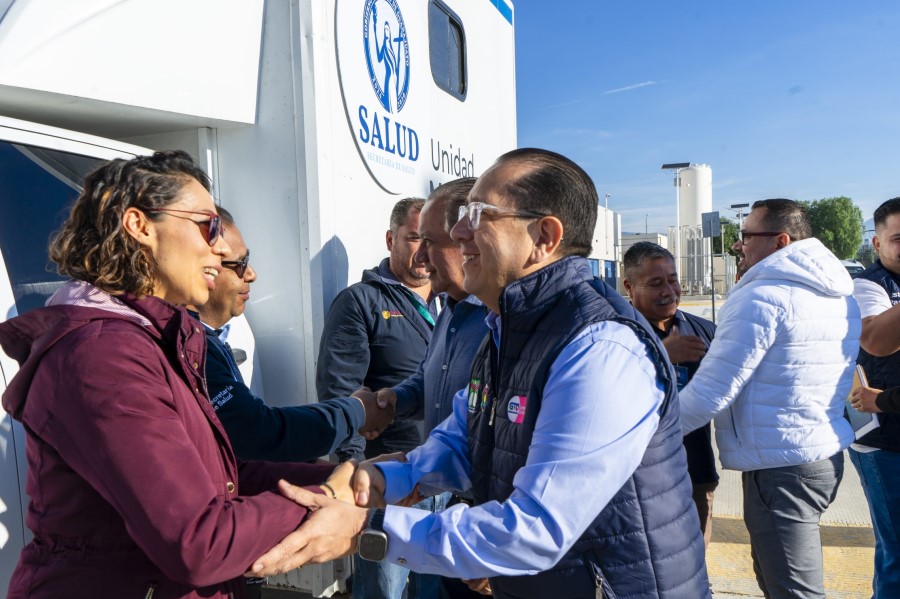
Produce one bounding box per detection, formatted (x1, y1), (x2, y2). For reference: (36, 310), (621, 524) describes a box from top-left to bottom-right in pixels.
(507, 395), (527, 424)
(382, 310), (404, 319)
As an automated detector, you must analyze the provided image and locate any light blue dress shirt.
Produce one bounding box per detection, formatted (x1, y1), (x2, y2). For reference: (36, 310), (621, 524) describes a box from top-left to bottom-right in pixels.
(376, 315), (664, 579)
(392, 295), (488, 434)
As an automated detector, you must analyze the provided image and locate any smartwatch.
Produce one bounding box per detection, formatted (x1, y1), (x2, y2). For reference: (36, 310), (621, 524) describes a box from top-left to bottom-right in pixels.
(358, 508), (389, 562)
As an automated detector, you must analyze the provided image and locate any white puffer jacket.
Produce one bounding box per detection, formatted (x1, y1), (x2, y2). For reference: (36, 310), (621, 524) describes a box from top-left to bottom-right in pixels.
(680, 238), (859, 471)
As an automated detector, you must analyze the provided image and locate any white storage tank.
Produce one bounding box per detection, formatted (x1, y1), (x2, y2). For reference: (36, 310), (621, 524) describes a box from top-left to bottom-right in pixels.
(678, 164), (712, 228)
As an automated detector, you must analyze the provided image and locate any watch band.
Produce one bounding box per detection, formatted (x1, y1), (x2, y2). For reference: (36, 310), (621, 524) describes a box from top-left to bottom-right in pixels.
(368, 508), (386, 531)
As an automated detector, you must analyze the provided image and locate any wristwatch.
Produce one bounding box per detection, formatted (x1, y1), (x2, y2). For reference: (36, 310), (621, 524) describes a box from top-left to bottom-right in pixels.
(358, 508), (389, 562)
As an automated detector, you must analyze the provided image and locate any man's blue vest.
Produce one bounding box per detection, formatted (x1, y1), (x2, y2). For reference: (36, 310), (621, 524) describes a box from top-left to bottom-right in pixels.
(854, 260), (900, 452)
(466, 257), (709, 599)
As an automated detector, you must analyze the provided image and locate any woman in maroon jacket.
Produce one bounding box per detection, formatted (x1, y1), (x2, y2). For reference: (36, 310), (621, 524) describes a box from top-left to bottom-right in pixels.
(0, 151), (343, 598)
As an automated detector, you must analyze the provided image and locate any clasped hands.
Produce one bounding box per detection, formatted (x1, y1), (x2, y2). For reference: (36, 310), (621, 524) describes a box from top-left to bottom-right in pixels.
(355, 387), (399, 440)
(246, 453), (408, 577)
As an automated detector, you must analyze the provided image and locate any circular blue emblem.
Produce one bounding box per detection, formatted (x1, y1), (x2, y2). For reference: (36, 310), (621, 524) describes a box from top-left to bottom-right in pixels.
(363, 0), (410, 114)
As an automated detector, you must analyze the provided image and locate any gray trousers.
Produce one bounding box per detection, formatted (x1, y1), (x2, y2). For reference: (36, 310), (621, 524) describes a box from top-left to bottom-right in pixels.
(742, 452), (843, 599)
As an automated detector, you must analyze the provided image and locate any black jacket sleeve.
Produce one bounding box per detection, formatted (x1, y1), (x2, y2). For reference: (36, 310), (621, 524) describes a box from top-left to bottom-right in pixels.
(315, 287), (372, 461)
(206, 332), (365, 462)
(876, 387), (900, 414)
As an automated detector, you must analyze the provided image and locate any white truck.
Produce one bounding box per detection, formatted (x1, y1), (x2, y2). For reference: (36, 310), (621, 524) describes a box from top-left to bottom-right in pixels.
(0, 0), (516, 595)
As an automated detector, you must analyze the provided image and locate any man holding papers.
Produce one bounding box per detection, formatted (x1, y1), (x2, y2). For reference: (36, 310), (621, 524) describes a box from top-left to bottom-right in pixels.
(850, 197), (900, 598)
(678, 199), (859, 599)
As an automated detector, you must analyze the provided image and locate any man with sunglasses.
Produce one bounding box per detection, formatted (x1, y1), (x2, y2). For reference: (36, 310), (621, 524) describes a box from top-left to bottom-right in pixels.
(679, 199), (859, 599)
(189, 208), (394, 464)
(252, 149), (710, 598)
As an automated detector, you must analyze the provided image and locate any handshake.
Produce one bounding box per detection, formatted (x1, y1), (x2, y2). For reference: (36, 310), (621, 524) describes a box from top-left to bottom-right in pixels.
(246, 454), (409, 576)
(355, 387), (399, 440)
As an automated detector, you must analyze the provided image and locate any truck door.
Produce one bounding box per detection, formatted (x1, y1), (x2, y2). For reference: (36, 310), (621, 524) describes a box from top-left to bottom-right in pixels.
(0, 119), (145, 588)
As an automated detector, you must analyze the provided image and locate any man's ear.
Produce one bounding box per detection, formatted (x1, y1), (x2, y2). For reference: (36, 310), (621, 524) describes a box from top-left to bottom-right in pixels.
(623, 277), (633, 298)
(776, 232), (792, 249)
(385, 229), (394, 251)
(123, 207), (152, 245)
(530, 216), (564, 264)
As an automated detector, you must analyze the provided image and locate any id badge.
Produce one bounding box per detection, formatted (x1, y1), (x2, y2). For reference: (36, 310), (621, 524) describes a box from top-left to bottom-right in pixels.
(675, 364), (690, 391)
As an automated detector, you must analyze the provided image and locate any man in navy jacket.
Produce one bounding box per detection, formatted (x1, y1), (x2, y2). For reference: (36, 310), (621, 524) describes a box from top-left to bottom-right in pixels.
(192, 208), (393, 462)
(623, 241), (719, 548)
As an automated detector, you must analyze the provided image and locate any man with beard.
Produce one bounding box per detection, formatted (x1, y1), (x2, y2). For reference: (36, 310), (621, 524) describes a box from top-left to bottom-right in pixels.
(679, 199), (859, 599)
(622, 242), (719, 549)
(847, 197), (900, 598)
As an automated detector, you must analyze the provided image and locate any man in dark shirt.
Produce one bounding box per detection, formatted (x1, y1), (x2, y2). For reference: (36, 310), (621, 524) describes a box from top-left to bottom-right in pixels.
(623, 241), (719, 548)
(192, 207), (393, 462)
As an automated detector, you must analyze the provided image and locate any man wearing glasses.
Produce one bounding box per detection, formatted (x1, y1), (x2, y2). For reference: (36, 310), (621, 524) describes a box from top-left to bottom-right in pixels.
(189, 207), (393, 464)
(679, 199), (859, 599)
(251, 149), (710, 599)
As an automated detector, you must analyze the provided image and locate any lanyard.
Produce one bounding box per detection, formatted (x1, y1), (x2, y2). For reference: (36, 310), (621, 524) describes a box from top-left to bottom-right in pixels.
(398, 287), (436, 327)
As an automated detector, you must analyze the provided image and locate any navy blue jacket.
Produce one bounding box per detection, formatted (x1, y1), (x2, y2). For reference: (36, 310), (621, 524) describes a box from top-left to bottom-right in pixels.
(467, 257), (709, 599)
(195, 313), (365, 462)
(655, 310), (719, 486)
(854, 260), (900, 452)
(317, 259), (434, 460)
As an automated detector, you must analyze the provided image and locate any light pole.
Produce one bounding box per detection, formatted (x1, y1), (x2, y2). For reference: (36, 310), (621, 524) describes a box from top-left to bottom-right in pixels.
(661, 162), (691, 281)
(729, 202), (750, 234)
(604, 193), (610, 262)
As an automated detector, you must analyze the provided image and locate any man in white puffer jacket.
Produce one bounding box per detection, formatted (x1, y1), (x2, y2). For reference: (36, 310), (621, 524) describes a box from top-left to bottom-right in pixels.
(680, 199), (859, 599)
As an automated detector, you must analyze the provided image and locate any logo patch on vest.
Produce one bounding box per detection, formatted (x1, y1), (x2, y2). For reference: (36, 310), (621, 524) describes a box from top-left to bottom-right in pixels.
(467, 378), (481, 413)
(507, 395), (527, 424)
(382, 310), (404, 319)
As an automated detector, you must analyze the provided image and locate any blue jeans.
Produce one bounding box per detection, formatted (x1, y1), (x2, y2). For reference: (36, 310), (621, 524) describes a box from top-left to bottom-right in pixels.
(352, 493), (451, 599)
(849, 448), (900, 599)
(742, 453), (843, 599)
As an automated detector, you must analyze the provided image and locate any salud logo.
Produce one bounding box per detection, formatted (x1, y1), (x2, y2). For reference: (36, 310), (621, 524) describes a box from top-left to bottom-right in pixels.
(363, 0), (410, 114)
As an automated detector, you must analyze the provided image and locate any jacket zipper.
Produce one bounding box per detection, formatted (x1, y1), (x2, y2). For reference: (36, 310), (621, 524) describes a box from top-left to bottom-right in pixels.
(144, 582), (157, 599)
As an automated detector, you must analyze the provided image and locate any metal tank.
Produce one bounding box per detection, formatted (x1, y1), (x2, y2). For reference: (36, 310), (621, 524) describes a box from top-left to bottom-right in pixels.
(675, 165), (713, 295)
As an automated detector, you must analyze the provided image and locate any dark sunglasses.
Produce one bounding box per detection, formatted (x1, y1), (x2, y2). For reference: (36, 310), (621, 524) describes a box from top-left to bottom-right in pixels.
(222, 251), (250, 279)
(144, 208), (223, 247)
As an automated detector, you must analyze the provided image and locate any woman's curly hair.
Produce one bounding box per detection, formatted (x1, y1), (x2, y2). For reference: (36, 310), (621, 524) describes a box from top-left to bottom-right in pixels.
(49, 150), (211, 297)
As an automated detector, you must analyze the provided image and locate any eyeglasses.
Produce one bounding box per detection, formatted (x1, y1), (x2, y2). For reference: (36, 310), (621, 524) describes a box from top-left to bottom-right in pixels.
(457, 202), (547, 230)
(738, 230), (784, 244)
(144, 208), (223, 246)
(222, 251), (250, 279)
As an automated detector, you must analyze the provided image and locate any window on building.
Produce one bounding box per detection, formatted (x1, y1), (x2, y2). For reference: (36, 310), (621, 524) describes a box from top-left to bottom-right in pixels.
(0, 142), (102, 313)
(429, 1), (466, 100)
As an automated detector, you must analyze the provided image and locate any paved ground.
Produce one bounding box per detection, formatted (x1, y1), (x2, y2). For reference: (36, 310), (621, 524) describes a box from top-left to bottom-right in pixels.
(706, 449), (874, 598)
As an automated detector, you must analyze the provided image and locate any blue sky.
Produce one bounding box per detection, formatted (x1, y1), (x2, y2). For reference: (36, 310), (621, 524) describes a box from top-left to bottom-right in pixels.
(514, 1), (900, 234)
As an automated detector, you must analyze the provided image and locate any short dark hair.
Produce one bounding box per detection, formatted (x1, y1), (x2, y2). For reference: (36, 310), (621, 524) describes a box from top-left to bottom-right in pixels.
(751, 198), (811, 241)
(216, 205), (235, 228)
(429, 177), (476, 232)
(494, 148), (598, 257)
(623, 242), (675, 279)
(874, 197), (900, 229)
(49, 150), (211, 297)
(389, 197), (425, 232)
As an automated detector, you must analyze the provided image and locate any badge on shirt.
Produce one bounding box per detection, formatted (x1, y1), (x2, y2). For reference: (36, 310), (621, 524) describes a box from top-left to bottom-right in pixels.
(467, 378), (481, 413)
(381, 310), (403, 319)
(674, 365), (690, 391)
(507, 395), (527, 424)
